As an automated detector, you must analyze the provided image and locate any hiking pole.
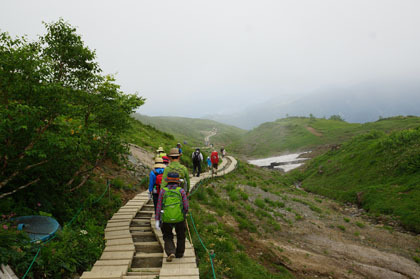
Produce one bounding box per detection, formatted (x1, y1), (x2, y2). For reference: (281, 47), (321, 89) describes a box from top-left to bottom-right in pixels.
(185, 215), (194, 247)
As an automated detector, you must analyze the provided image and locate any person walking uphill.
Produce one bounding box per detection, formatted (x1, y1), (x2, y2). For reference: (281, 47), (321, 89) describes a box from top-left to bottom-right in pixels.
(192, 148), (203, 177)
(149, 157), (166, 212)
(155, 172), (189, 262)
(156, 146), (167, 158)
(210, 149), (219, 176)
(161, 148), (190, 193)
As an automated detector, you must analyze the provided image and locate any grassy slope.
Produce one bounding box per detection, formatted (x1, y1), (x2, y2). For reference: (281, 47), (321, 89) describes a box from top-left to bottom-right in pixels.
(132, 113), (246, 147)
(298, 127), (420, 232)
(124, 117), (209, 169)
(188, 161), (295, 279)
(230, 116), (420, 157)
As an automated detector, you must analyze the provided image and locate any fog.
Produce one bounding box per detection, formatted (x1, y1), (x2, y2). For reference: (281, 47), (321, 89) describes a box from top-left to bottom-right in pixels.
(1, 0), (420, 119)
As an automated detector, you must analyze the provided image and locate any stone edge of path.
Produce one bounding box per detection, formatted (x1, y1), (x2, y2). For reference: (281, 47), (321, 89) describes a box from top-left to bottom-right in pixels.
(80, 156), (237, 279)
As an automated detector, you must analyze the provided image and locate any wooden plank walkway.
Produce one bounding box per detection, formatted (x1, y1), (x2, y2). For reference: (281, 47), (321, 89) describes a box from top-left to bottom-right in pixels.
(81, 156), (237, 279)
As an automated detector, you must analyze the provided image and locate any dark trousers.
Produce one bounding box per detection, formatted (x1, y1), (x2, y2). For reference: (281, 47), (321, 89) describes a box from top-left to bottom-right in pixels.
(161, 221), (186, 257)
(152, 193), (159, 213)
(193, 162), (201, 177)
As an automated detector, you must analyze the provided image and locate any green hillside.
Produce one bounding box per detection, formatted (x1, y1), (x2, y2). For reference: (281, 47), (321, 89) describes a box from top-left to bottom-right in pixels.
(297, 127), (420, 232)
(230, 116), (420, 157)
(124, 118), (208, 169)
(132, 113), (246, 147)
(189, 162), (294, 279)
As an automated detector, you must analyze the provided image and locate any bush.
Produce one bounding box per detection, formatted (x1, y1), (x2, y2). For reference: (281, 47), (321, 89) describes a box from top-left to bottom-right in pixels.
(254, 199), (266, 209)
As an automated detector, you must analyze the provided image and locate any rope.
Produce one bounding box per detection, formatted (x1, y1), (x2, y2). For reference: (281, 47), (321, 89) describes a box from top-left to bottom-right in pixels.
(21, 180), (111, 279)
(188, 212), (217, 279)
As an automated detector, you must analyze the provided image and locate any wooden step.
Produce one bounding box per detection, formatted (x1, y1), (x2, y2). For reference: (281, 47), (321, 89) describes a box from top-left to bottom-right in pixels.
(160, 267), (199, 276)
(134, 253), (163, 258)
(130, 267), (161, 273)
(131, 258), (163, 271)
(122, 275), (158, 279)
(94, 259), (131, 266)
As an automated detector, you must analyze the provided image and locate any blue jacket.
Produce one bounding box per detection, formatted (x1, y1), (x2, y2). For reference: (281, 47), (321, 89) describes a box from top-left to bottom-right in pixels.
(149, 168), (165, 193)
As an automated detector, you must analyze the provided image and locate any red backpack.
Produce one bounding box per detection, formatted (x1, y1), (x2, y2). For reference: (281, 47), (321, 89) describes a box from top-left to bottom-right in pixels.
(154, 171), (163, 193)
(211, 151), (219, 164)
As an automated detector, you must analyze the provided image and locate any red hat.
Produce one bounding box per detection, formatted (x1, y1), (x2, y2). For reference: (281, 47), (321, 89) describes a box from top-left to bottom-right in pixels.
(162, 156), (169, 164)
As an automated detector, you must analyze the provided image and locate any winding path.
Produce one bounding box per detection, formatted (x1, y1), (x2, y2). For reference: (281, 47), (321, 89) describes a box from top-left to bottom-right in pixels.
(81, 156), (237, 279)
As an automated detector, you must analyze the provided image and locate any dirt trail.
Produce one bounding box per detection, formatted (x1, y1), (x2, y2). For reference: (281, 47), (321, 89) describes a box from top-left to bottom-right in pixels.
(240, 185), (420, 279)
(306, 126), (323, 137)
(203, 128), (217, 146)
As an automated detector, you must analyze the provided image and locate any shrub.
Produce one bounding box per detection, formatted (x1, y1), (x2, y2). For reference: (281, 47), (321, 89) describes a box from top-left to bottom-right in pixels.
(254, 199), (266, 209)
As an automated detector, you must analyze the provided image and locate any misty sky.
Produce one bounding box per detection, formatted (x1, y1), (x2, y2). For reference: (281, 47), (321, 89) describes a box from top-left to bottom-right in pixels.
(1, 1), (420, 118)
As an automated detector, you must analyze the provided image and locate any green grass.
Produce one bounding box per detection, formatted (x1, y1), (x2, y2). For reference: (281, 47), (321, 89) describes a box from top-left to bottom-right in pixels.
(355, 222), (366, 228)
(189, 184), (292, 278)
(229, 116), (420, 157)
(337, 225), (346, 231)
(186, 161), (295, 278)
(124, 117), (204, 169)
(301, 126), (420, 233)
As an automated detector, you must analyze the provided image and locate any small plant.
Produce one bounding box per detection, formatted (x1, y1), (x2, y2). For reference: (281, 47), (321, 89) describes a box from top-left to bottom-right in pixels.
(254, 198), (266, 209)
(239, 190), (248, 200)
(343, 217), (350, 223)
(355, 222), (366, 228)
(111, 178), (125, 189)
(309, 205), (322, 213)
(337, 225), (346, 231)
(413, 256), (420, 265)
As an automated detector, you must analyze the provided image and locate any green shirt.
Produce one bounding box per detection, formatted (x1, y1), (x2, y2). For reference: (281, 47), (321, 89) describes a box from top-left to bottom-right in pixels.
(161, 161), (190, 193)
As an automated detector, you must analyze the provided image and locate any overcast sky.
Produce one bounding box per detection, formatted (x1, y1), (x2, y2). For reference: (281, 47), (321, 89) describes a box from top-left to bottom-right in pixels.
(1, 0), (420, 117)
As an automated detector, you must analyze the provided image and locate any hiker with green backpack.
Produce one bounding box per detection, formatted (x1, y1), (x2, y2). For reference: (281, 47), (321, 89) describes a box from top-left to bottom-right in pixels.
(161, 148), (190, 194)
(155, 172), (189, 262)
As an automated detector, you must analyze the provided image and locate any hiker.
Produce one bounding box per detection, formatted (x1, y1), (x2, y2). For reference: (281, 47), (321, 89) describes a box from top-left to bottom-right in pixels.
(155, 172), (189, 262)
(149, 157), (166, 212)
(210, 150), (219, 176)
(157, 147), (167, 158)
(176, 143), (183, 155)
(222, 148), (226, 158)
(162, 155), (170, 166)
(220, 147), (225, 158)
(191, 148), (203, 177)
(207, 156), (211, 171)
(161, 148), (190, 194)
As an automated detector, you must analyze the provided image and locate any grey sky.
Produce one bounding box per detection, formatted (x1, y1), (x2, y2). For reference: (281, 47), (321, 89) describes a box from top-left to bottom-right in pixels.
(1, 0), (420, 117)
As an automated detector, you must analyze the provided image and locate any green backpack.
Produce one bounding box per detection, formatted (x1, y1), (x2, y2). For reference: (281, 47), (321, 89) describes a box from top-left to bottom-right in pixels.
(162, 186), (184, 223)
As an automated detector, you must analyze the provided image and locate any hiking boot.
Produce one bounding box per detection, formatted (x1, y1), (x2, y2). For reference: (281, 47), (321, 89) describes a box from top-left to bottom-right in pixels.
(176, 254), (184, 258)
(166, 254), (175, 262)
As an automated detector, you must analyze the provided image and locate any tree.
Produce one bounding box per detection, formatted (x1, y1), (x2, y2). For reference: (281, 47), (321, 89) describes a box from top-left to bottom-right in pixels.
(328, 114), (345, 122)
(0, 19), (144, 199)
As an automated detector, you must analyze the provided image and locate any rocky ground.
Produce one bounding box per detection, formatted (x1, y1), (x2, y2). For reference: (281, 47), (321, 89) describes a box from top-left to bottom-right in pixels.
(241, 185), (420, 279)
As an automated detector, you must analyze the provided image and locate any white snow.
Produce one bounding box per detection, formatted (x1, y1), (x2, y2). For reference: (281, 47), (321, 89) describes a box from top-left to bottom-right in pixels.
(248, 152), (309, 172)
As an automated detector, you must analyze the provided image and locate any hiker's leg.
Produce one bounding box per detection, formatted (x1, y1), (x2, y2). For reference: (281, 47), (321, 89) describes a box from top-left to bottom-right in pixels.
(162, 223), (176, 256)
(192, 163), (197, 176)
(152, 193), (159, 213)
(175, 221), (186, 257)
(197, 163), (201, 177)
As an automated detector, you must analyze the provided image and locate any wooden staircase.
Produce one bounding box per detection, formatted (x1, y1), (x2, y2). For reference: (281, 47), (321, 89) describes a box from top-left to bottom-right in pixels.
(80, 156), (237, 279)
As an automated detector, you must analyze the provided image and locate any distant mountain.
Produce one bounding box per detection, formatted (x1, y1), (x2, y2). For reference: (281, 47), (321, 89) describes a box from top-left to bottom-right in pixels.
(132, 113), (246, 147)
(208, 82), (420, 129)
